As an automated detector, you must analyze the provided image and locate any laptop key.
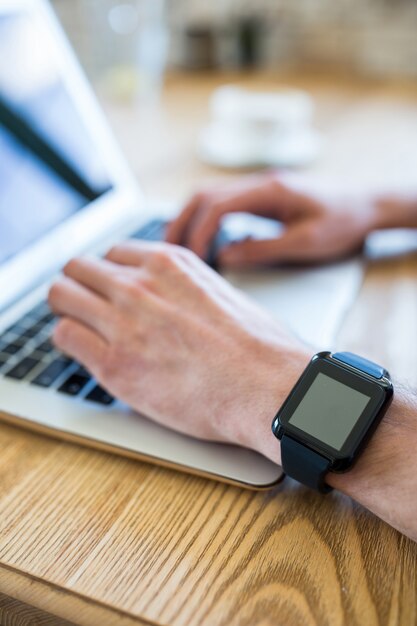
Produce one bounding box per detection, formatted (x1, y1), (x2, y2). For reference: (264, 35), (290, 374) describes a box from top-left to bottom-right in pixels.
(37, 312), (55, 325)
(28, 302), (50, 319)
(5, 356), (39, 380)
(131, 218), (167, 241)
(18, 324), (44, 340)
(18, 312), (37, 327)
(35, 338), (55, 353)
(31, 357), (73, 387)
(58, 373), (90, 396)
(85, 385), (114, 406)
(73, 365), (91, 378)
(2, 322), (27, 337)
(1, 340), (25, 355)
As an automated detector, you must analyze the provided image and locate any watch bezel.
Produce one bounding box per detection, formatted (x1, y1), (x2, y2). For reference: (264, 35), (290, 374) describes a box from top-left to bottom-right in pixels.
(272, 352), (393, 472)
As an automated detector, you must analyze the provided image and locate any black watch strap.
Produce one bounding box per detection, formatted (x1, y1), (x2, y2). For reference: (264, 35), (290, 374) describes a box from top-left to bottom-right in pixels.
(280, 351), (388, 494)
(281, 435), (332, 493)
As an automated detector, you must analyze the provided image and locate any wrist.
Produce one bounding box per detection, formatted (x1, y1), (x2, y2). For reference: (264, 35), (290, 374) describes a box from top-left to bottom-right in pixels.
(232, 345), (310, 466)
(234, 341), (417, 542)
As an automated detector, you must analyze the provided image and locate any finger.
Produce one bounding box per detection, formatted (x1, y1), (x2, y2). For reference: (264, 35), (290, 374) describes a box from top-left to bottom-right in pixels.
(63, 256), (129, 300)
(48, 276), (113, 340)
(105, 240), (163, 267)
(218, 231), (310, 268)
(165, 192), (206, 244)
(186, 182), (296, 259)
(53, 317), (107, 376)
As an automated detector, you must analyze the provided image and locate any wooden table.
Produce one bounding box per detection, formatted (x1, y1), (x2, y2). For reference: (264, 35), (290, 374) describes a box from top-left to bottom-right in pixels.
(0, 71), (416, 626)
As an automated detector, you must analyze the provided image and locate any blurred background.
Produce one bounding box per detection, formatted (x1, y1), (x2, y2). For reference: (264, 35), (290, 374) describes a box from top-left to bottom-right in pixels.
(52, 0), (417, 88)
(48, 0), (417, 200)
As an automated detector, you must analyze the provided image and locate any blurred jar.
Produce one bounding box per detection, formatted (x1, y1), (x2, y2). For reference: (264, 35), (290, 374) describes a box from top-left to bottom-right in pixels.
(82, 0), (168, 102)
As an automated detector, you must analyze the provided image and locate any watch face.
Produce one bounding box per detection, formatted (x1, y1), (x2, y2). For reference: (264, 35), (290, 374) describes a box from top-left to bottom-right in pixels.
(273, 354), (392, 469)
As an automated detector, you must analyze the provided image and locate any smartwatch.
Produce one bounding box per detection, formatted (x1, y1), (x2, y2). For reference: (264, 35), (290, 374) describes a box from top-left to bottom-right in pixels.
(271, 351), (393, 493)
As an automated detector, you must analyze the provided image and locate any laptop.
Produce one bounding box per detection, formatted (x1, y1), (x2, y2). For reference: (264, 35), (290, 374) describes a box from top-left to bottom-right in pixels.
(0, 0), (363, 489)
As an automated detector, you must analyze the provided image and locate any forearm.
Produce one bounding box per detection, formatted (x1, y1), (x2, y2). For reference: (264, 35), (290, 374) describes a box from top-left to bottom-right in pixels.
(234, 350), (417, 542)
(328, 387), (417, 541)
(371, 193), (417, 231)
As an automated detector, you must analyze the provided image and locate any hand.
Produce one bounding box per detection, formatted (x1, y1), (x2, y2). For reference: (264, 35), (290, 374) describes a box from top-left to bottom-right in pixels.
(165, 174), (377, 268)
(48, 241), (308, 462)
(48, 242), (417, 542)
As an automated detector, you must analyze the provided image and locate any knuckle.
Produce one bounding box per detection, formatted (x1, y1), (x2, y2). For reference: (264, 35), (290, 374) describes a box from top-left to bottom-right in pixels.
(115, 276), (144, 304)
(136, 272), (156, 292)
(97, 351), (116, 381)
(148, 245), (177, 271)
(99, 338), (127, 376)
(171, 244), (194, 262)
(158, 243), (198, 272)
(97, 340), (132, 382)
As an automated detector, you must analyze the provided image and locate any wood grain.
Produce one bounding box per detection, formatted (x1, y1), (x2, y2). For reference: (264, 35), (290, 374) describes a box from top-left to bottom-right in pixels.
(0, 590), (75, 626)
(0, 415), (415, 626)
(0, 70), (416, 625)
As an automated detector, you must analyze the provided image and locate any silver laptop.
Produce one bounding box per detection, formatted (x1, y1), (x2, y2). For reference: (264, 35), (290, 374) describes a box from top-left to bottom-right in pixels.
(0, 0), (363, 488)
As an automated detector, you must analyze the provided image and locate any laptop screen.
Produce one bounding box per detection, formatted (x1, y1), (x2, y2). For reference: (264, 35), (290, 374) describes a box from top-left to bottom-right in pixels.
(0, 9), (113, 266)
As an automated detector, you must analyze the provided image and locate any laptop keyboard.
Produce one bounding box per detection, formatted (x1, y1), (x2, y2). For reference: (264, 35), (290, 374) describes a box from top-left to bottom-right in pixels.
(0, 299), (113, 405)
(0, 218), (168, 407)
